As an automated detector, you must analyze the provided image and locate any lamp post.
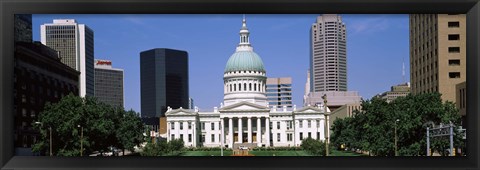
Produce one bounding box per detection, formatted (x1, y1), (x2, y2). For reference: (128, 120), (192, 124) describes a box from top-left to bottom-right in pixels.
(78, 125), (83, 156)
(322, 94), (329, 156)
(395, 119), (399, 156)
(35, 122), (52, 156)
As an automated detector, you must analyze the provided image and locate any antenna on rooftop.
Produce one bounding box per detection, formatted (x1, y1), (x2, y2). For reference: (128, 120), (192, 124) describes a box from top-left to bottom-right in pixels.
(402, 57), (405, 84)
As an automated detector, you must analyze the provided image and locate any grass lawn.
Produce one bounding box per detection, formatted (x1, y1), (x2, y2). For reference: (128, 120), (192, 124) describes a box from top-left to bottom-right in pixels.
(182, 150), (365, 156)
(330, 150), (367, 156)
(249, 151), (311, 156)
(181, 150), (233, 156)
(181, 150), (311, 156)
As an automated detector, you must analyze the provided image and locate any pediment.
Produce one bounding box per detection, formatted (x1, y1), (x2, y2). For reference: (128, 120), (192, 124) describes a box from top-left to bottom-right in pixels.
(165, 108), (197, 116)
(294, 106), (326, 113)
(219, 101), (269, 112)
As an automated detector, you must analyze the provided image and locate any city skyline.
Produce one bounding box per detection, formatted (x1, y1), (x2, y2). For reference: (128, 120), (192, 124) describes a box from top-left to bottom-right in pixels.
(32, 14), (410, 113)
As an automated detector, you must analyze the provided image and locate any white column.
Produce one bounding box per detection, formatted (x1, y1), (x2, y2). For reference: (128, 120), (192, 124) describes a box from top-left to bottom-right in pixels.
(229, 118), (233, 148)
(167, 122), (170, 142)
(238, 117), (243, 143)
(247, 117), (252, 143)
(192, 122), (196, 147)
(257, 117), (261, 147)
(265, 117), (270, 147)
(221, 118), (225, 147)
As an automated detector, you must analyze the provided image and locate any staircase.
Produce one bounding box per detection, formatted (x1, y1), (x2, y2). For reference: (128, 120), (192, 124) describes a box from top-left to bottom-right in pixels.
(233, 143), (257, 149)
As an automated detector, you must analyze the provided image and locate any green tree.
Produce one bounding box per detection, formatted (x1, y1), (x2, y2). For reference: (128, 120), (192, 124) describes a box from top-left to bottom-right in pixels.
(116, 109), (145, 155)
(140, 139), (185, 156)
(330, 92), (463, 156)
(300, 137), (329, 156)
(32, 94), (145, 156)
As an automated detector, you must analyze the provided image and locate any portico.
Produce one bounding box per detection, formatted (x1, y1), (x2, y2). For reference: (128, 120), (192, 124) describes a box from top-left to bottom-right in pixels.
(219, 101), (270, 148)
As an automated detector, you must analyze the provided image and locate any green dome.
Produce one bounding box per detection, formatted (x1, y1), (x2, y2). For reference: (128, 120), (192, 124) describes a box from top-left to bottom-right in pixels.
(225, 51), (265, 73)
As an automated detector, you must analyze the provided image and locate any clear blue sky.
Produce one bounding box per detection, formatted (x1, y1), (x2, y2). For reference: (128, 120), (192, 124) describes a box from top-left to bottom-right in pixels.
(32, 14), (410, 113)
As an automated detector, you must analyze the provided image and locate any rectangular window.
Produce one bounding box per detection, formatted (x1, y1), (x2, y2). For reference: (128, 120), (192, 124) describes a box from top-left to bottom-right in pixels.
(180, 134), (184, 141)
(317, 132), (320, 139)
(188, 122), (192, 129)
(300, 133), (303, 140)
(287, 133), (292, 141)
(211, 134), (215, 142)
(317, 120), (320, 128)
(299, 121), (303, 128)
(308, 120), (311, 128)
(171, 134), (174, 139)
(449, 72), (461, 78)
(277, 122), (280, 129)
(171, 123), (175, 130)
(448, 34), (460, 40)
(201, 122), (205, 130)
(308, 132), (312, 138)
(180, 122), (183, 130)
(449, 59), (460, 66)
(188, 134), (192, 142)
(277, 133), (281, 142)
(211, 122), (215, 130)
(448, 21), (460, 27)
(201, 135), (205, 142)
(448, 47), (460, 53)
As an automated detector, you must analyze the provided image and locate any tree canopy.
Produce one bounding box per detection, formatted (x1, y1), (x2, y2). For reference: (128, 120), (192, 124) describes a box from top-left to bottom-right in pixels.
(32, 94), (145, 156)
(330, 92), (464, 156)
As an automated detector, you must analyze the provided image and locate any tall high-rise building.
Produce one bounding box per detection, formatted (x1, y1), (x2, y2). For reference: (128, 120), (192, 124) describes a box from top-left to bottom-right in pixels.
(410, 14), (466, 103)
(94, 59), (124, 108)
(41, 19), (95, 97)
(310, 14), (347, 92)
(140, 48), (189, 118)
(266, 77), (293, 108)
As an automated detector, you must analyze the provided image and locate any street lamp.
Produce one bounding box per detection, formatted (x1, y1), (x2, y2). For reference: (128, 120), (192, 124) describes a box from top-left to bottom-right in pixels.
(78, 125), (83, 156)
(395, 119), (400, 156)
(322, 94), (329, 156)
(35, 122), (52, 156)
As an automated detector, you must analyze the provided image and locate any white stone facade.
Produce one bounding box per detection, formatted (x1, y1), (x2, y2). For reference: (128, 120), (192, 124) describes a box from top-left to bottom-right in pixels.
(166, 17), (329, 148)
(166, 104), (329, 148)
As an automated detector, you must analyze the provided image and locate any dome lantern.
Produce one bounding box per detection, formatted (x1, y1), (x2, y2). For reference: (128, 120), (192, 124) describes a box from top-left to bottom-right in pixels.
(224, 15), (265, 73)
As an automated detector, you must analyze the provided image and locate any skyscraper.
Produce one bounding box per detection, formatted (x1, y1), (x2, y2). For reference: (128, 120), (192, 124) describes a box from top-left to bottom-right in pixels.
(266, 77), (293, 108)
(305, 14), (360, 111)
(41, 19), (95, 97)
(94, 59), (124, 108)
(140, 48), (189, 118)
(409, 14), (466, 103)
(310, 14), (347, 92)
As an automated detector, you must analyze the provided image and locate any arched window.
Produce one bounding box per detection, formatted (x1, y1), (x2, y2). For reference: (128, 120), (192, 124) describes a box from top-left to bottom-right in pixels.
(258, 84), (260, 92)
(234, 84), (236, 91)
(254, 83), (257, 91)
(239, 83), (241, 91)
(230, 84), (232, 92)
(244, 83), (247, 91)
(249, 83), (252, 91)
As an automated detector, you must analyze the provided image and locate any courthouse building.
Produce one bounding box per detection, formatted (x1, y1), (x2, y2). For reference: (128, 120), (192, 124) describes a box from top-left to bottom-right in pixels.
(166, 18), (329, 148)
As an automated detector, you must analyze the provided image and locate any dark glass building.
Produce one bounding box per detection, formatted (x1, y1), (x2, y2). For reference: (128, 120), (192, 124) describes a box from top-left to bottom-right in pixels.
(140, 48), (189, 118)
(14, 42), (80, 155)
